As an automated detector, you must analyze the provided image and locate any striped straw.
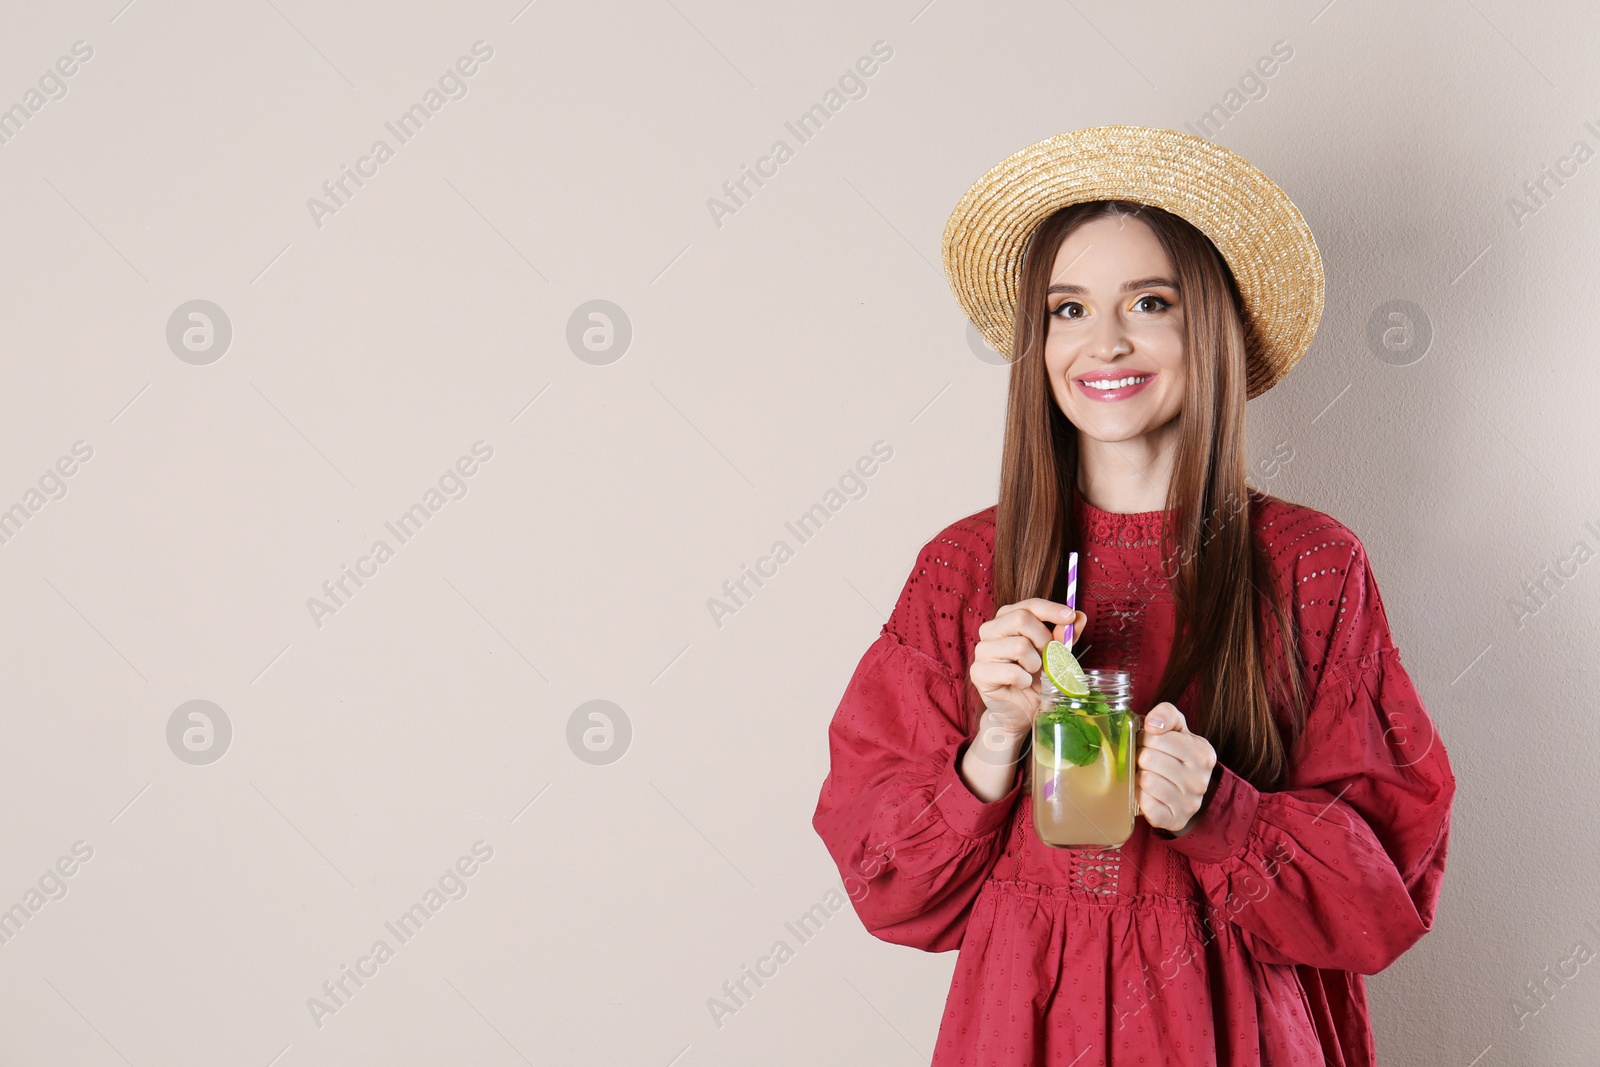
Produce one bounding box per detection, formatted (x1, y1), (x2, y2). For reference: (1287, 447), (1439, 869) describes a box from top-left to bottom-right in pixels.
(1065, 552), (1078, 648)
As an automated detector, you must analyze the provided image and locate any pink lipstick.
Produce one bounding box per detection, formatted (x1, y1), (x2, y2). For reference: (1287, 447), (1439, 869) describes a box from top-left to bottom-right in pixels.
(1074, 371), (1156, 403)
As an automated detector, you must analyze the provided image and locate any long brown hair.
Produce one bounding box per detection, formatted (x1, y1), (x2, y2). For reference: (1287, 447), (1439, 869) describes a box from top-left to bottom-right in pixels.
(981, 199), (1307, 793)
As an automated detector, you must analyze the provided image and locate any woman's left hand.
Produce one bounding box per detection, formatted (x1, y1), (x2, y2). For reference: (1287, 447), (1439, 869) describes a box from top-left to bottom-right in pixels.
(1137, 702), (1218, 836)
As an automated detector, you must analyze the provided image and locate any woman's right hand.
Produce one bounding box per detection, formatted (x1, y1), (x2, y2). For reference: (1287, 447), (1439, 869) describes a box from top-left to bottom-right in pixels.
(970, 599), (1087, 741)
(957, 599), (1087, 802)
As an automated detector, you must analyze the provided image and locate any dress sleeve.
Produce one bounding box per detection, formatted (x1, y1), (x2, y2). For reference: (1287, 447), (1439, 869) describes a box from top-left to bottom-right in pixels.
(1155, 533), (1458, 975)
(810, 525), (1017, 953)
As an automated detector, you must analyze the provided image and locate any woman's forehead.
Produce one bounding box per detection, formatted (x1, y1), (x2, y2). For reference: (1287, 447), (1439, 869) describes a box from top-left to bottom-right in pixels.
(1049, 218), (1175, 287)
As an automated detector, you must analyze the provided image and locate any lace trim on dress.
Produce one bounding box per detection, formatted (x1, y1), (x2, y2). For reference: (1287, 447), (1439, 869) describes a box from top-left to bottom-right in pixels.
(1069, 846), (1123, 895)
(1070, 483), (1175, 549)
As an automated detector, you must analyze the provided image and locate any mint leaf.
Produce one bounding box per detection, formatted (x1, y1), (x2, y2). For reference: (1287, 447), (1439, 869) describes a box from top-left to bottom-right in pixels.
(1082, 694), (1112, 717)
(1038, 712), (1100, 767)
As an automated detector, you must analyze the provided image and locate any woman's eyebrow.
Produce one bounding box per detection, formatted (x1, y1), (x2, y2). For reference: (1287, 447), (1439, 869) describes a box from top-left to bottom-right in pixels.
(1046, 276), (1180, 296)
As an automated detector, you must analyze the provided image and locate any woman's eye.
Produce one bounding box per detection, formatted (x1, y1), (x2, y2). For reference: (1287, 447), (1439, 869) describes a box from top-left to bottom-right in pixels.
(1051, 301), (1085, 319)
(1133, 295), (1170, 313)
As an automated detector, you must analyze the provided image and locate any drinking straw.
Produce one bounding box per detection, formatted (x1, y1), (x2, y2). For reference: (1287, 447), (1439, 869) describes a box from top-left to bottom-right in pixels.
(1065, 551), (1078, 648)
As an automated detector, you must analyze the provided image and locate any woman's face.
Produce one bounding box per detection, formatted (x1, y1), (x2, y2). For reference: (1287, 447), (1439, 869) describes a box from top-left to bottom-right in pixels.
(1042, 214), (1187, 445)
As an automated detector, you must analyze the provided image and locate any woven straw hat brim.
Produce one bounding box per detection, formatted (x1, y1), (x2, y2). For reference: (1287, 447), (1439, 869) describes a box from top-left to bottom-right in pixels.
(941, 125), (1324, 400)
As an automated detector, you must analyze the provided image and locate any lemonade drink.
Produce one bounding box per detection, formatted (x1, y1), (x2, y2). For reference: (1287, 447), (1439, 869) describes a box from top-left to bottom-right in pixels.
(1032, 658), (1139, 848)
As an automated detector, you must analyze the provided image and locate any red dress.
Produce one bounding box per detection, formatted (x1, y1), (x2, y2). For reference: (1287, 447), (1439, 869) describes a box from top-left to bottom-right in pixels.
(811, 484), (1456, 1066)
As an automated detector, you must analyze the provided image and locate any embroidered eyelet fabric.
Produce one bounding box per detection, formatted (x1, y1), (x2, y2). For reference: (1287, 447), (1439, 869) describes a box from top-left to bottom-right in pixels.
(811, 483), (1457, 1066)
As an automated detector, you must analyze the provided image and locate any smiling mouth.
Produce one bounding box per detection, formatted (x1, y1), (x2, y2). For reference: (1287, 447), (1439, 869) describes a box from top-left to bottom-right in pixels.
(1079, 374), (1152, 391)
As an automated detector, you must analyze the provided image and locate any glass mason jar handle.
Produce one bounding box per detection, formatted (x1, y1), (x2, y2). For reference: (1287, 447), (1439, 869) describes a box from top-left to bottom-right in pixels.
(1129, 712), (1144, 820)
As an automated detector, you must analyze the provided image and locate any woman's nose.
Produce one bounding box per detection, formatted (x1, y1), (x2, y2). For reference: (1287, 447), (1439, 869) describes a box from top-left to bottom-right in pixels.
(1090, 314), (1131, 359)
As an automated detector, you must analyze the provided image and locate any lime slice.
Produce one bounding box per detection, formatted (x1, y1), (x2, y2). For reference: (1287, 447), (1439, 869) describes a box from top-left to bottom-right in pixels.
(1081, 739), (1117, 796)
(1107, 712), (1130, 780)
(1042, 640), (1089, 695)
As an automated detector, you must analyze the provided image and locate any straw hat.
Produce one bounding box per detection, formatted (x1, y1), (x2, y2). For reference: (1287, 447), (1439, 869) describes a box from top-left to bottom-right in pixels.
(941, 125), (1323, 399)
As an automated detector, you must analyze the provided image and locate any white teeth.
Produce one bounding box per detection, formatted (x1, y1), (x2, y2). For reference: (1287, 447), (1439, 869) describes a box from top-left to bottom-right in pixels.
(1083, 375), (1150, 391)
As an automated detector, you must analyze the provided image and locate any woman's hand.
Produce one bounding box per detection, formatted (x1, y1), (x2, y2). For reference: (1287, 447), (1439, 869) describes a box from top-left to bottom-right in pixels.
(970, 598), (1086, 740)
(958, 599), (1086, 803)
(1137, 702), (1218, 835)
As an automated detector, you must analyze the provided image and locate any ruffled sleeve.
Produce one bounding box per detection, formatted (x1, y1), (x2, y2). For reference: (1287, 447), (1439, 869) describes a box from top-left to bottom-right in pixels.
(810, 518), (1015, 953)
(1156, 529), (1458, 975)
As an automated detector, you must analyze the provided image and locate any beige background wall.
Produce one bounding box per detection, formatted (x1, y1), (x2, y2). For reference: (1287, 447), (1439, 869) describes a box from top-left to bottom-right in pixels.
(0, 1), (1593, 1064)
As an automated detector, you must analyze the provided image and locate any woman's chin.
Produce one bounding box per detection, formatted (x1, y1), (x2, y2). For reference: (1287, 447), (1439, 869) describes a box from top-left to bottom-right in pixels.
(1066, 402), (1181, 445)
(1073, 421), (1164, 445)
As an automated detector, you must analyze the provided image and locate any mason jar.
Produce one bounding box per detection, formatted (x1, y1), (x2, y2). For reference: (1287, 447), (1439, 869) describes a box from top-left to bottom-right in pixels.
(1031, 668), (1141, 848)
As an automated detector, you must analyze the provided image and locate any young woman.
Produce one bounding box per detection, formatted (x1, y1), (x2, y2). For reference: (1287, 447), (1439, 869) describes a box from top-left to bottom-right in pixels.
(811, 127), (1457, 1066)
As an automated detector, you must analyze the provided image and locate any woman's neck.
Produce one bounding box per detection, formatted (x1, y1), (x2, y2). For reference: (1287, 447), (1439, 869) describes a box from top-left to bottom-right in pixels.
(1076, 425), (1178, 513)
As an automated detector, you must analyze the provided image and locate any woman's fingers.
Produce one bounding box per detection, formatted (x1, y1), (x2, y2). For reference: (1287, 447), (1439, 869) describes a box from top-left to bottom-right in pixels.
(971, 659), (1034, 692)
(1135, 725), (1215, 831)
(1136, 744), (1186, 778)
(1142, 732), (1214, 779)
(1139, 782), (1181, 826)
(978, 606), (1052, 649)
(1137, 730), (1196, 761)
(1145, 701), (1186, 733)
(985, 599), (1074, 639)
(1140, 723), (1216, 775)
(1051, 612), (1088, 647)
(970, 599), (1088, 726)
(975, 634), (1042, 674)
(1013, 597), (1076, 624)
(976, 600), (1088, 650)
